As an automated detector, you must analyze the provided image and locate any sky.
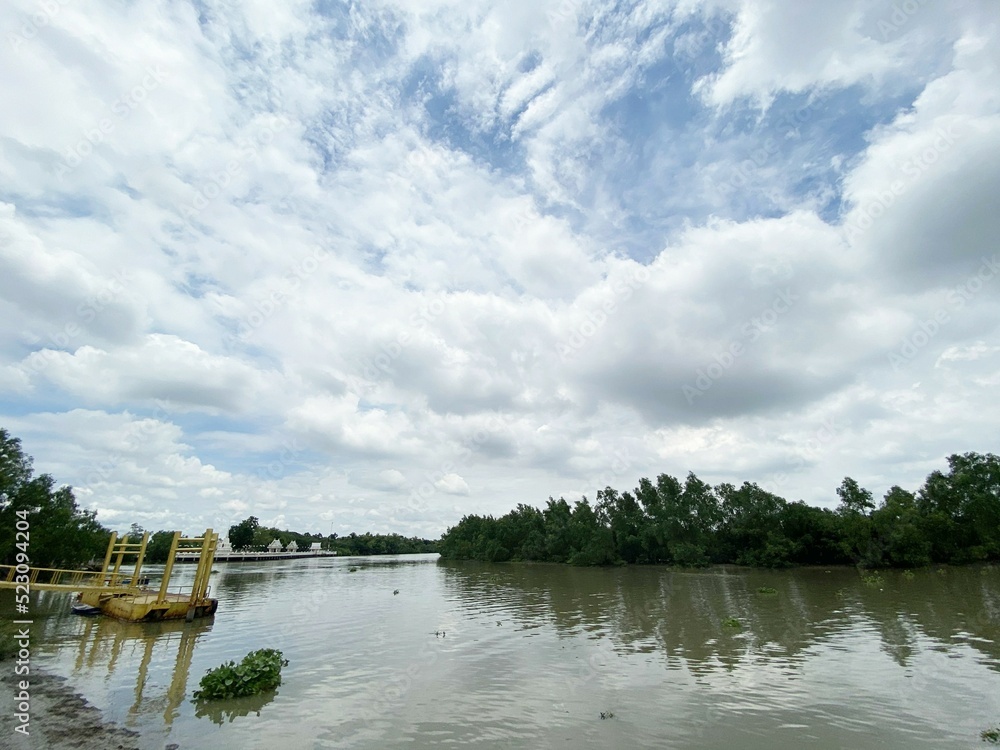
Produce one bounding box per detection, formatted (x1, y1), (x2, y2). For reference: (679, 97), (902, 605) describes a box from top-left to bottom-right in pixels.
(1, 0), (998, 540)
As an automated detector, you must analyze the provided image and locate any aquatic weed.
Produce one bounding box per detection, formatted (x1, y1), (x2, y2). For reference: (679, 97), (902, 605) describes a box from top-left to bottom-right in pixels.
(193, 648), (288, 701)
(861, 572), (884, 587)
(982, 726), (1000, 743)
(757, 586), (778, 595)
(722, 617), (741, 628)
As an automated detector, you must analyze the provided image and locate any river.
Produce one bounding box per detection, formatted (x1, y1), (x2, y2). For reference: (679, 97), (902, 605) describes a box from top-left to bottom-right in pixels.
(5, 556), (1000, 748)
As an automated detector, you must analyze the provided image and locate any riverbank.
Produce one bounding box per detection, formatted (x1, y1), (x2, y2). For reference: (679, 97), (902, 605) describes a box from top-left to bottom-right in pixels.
(0, 667), (148, 750)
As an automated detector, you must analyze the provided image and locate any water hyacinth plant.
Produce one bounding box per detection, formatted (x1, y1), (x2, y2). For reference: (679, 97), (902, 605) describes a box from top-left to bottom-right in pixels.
(861, 572), (884, 587)
(193, 648), (289, 701)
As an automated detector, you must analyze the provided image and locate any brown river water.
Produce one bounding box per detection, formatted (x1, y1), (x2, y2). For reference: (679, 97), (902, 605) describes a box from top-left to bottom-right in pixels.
(4, 555), (999, 748)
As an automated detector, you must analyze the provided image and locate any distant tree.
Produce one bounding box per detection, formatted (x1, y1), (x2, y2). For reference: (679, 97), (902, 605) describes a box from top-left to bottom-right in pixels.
(566, 498), (616, 566)
(145, 530), (180, 563)
(716, 482), (791, 567)
(229, 516), (260, 550)
(0, 429), (110, 568)
(543, 497), (574, 562)
(596, 487), (645, 563)
(917, 452), (1000, 563)
(872, 486), (930, 567)
(835, 477), (878, 566)
(836, 477), (875, 514)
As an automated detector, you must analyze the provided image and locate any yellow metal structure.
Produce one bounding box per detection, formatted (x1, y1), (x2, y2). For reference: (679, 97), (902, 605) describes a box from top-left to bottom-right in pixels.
(0, 529), (219, 622)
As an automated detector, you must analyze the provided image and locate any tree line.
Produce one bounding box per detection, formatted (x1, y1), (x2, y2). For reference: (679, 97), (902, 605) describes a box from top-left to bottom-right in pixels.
(226, 515), (438, 556)
(438, 452), (1000, 568)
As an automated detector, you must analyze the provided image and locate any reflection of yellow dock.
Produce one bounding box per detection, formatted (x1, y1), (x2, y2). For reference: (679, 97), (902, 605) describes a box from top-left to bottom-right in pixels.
(1, 529), (219, 622)
(74, 614), (213, 727)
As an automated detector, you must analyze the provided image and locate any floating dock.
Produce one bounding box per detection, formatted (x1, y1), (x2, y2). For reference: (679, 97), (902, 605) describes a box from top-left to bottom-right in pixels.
(1, 529), (220, 622)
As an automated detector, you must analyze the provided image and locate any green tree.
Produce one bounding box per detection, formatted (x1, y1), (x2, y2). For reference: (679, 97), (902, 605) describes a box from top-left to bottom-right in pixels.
(779, 501), (845, 565)
(145, 530), (179, 563)
(872, 486), (931, 567)
(0, 429), (110, 568)
(566, 498), (615, 566)
(716, 482), (791, 567)
(596, 487), (645, 563)
(835, 477), (879, 566)
(229, 516), (260, 550)
(543, 497), (574, 562)
(917, 452), (1000, 562)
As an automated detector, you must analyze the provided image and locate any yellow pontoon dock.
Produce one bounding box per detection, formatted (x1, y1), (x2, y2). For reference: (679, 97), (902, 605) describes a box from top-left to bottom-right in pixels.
(0, 529), (219, 622)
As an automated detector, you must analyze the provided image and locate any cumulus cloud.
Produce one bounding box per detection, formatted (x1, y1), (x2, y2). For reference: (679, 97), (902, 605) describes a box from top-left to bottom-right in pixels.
(1, 0), (997, 537)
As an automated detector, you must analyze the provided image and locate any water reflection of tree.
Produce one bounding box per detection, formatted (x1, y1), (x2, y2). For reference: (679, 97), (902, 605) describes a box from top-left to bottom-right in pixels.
(852, 567), (1000, 672)
(438, 561), (1000, 676)
(194, 689), (277, 725)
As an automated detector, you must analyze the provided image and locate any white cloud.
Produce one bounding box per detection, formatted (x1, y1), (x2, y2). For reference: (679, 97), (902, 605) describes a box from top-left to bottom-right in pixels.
(0, 0), (997, 539)
(435, 473), (471, 495)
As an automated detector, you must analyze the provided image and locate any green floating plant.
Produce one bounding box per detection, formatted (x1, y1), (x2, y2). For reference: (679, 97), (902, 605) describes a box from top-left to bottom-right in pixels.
(722, 617), (741, 628)
(757, 586), (778, 595)
(861, 572), (884, 587)
(982, 726), (1000, 743)
(193, 648), (289, 702)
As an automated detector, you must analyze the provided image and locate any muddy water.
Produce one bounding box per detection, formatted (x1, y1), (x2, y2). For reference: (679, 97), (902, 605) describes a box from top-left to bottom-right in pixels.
(5, 556), (999, 748)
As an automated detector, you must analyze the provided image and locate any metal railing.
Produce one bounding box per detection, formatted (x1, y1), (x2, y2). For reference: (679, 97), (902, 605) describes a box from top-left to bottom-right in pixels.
(0, 564), (138, 589)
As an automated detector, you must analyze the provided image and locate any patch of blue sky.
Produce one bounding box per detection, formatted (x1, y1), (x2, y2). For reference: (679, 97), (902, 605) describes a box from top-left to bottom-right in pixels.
(549, 9), (734, 255)
(666, 8), (735, 76)
(598, 53), (708, 154)
(312, 0), (406, 72)
(792, 173), (842, 223)
(602, 76), (927, 257)
(357, 246), (388, 277)
(4, 191), (101, 221)
(755, 84), (924, 218)
(175, 272), (222, 300)
(0, 382), (139, 424)
(573, 60), (715, 259)
(114, 180), (141, 200)
(400, 57), (527, 176)
(126, 410), (319, 481)
(429, 94), (525, 175)
(302, 117), (344, 174)
(311, 0), (368, 39)
(0, 393), (59, 419)
(188, 0), (214, 30)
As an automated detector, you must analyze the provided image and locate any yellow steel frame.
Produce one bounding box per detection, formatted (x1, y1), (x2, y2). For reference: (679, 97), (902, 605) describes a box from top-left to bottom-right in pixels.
(0, 529), (219, 622)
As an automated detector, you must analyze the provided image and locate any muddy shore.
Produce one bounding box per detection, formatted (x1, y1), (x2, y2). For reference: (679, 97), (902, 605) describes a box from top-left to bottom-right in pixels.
(0, 667), (156, 750)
